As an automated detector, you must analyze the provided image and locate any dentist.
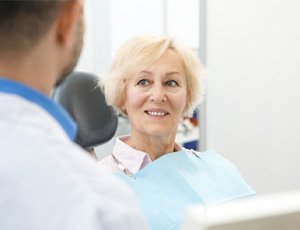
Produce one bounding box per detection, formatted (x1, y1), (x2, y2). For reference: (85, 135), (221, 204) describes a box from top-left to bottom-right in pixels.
(0, 1), (147, 230)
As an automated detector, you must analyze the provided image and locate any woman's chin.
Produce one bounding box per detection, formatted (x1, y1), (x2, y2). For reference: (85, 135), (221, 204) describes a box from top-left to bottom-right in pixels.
(144, 128), (175, 139)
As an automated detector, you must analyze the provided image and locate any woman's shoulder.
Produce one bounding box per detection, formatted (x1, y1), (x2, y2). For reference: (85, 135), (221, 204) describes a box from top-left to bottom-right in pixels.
(201, 149), (236, 166)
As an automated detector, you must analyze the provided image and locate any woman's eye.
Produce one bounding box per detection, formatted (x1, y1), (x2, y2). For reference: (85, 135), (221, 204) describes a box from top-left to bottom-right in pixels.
(166, 80), (179, 87)
(137, 79), (149, 86)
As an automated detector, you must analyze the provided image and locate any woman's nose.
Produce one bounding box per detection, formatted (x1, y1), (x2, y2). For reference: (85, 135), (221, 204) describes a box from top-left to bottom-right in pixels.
(149, 84), (166, 103)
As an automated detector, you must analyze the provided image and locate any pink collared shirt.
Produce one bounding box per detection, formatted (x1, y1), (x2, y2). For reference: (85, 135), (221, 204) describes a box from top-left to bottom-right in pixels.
(98, 135), (182, 174)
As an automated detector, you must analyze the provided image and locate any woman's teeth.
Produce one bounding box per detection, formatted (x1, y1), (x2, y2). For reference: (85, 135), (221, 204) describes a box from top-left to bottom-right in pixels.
(147, 111), (166, 116)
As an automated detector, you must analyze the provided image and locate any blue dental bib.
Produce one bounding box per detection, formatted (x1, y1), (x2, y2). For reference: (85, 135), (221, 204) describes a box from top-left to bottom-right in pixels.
(116, 149), (255, 230)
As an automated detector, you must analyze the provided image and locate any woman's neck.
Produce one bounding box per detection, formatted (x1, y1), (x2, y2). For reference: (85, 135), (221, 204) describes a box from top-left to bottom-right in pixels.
(126, 133), (177, 161)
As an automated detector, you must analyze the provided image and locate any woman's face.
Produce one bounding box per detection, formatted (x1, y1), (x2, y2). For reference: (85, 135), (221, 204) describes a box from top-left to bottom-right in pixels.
(124, 49), (187, 139)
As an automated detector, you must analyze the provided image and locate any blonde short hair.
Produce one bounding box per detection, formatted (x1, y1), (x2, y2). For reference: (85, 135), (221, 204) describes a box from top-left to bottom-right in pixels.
(101, 36), (204, 117)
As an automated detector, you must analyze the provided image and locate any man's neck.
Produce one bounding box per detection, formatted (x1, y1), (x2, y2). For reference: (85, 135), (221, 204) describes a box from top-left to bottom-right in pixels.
(0, 49), (57, 96)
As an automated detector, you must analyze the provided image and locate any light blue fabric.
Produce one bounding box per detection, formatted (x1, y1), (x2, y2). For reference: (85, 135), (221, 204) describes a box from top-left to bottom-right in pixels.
(116, 149), (255, 230)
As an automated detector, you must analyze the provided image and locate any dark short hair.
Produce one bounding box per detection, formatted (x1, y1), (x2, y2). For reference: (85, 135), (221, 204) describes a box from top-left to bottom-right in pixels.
(0, 0), (66, 51)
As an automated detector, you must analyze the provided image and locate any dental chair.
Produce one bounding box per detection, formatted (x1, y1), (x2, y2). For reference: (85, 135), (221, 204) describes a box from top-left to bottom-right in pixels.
(52, 71), (118, 152)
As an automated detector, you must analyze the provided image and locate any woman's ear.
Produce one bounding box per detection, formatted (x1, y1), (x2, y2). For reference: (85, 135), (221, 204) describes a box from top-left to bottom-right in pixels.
(117, 98), (126, 115)
(120, 86), (128, 114)
(182, 106), (189, 118)
(183, 95), (191, 118)
(121, 103), (127, 115)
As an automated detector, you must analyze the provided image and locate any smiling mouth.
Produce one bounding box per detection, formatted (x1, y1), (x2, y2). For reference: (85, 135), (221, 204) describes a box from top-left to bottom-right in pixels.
(145, 110), (169, 116)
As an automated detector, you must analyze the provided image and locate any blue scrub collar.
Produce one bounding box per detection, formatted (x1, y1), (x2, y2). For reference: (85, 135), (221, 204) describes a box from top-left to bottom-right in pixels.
(0, 78), (77, 140)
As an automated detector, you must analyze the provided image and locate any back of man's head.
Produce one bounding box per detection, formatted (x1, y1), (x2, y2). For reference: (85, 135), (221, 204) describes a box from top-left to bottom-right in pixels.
(0, 1), (65, 53)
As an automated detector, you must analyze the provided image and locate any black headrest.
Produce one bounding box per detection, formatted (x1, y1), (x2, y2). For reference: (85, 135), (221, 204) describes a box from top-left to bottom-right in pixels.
(52, 71), (118, 149)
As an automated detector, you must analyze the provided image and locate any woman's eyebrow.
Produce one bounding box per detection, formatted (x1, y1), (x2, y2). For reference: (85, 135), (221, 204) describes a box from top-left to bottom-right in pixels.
(166, 71), (181, 76)
(137, 70), (181, 76)
(138, 70), (152, 75)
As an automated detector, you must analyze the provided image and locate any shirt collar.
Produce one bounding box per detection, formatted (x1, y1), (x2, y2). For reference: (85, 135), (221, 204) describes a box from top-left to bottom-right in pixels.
(112, 135), (183, 174)
(113, 135), (152, 174)
(0, 78), (77, 140)
(174, 142), (182, 152)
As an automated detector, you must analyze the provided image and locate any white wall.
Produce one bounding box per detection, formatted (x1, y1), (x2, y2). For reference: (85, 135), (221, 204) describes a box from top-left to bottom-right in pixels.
(111, 0), (165, 54)
(77, 0), (111, 77)
(77, 0), (199, 76)
(166, 0), (199, 49)
(206, 0), (300, 194)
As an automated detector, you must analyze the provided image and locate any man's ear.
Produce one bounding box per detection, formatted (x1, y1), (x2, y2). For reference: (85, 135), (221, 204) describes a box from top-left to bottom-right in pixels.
(56, 0), (83, 47)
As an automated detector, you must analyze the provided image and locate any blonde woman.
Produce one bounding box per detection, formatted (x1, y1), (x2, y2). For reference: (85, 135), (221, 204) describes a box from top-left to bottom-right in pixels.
(98, 36), (255, 229)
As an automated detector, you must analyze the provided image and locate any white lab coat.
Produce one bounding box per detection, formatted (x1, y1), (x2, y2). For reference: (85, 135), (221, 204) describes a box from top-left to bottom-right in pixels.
(0, 92), (148, 230)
